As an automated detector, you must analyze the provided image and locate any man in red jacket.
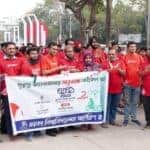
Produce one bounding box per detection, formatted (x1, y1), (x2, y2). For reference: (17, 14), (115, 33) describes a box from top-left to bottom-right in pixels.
(21, 47), (43, 76)
(0, 42), (24, 138)
(59, 45), (81, 73)
(141, 49), (150, 128)
(102, 49), (126, 126)
(123, 41), (143, 126)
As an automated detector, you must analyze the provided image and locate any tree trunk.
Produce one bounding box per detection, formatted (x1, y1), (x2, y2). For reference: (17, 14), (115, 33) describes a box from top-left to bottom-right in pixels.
(106, 0), (112, 45)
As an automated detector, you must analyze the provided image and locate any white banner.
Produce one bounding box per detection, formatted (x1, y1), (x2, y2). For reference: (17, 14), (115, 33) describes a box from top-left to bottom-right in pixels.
(6, 71), (108, 135)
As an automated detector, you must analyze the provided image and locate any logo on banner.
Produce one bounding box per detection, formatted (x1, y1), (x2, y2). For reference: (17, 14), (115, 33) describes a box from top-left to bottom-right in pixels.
(20, 121), (28, 130)
(57, 87), (75, 99)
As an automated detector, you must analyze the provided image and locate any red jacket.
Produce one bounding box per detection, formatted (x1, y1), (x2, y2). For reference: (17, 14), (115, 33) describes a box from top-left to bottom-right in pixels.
(102, 59), (126, 94)
(0, 56), (24, 95)
(141, 56), (150, 96)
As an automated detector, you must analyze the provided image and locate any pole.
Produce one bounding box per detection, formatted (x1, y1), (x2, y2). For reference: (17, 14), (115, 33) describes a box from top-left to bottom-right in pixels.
(33, 14), (40, 46)
(13, 26), (16, 43)
(22, 18), (27, 46)
(59, 14), (62, 42)
(69, 15), (72, 38)
(17, 26), (20, 44)
(147, 0), (150, 49)
(27, 16), (33, 44)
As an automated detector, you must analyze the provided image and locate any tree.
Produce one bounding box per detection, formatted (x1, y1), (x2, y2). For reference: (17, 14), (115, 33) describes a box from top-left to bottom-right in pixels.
(106, 0), (113, 44)
(129, 0), (146, 10)
(111, 0), (146, 44)
(59, 0), (104, 43)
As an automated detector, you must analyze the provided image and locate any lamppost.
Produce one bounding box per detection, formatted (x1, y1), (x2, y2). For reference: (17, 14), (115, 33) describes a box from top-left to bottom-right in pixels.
(147, 0), (150, 49)
(49, 2), (64, 42)
(67, 9), (73, 39)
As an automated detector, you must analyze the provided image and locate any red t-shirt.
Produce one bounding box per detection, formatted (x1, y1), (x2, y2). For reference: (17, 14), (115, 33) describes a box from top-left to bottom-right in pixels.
(41, 54), (60, 75)
(93, 48), (107, 64)
(141, 56), (150, 96)
(0, 50), (4, 59)
(117, 53), (125, 61)
(74, 52), (83, 64)
(0, 56), (24, 95)
(102, 59), (126, 94)
(59, 55), (81, 72)
(0, 56), (24, 75)
(21, 59), (42, 76)
(124, 53), (143, 87)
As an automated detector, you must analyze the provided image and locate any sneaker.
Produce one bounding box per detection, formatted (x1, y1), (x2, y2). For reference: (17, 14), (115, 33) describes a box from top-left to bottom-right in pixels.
(46, 130), (57, 137)
(9, 135), (19, 141)
(110, 122), (122, 127)
(25, 133), (33, 142)
(101, 123), (109, 128)
(144, 125), (150, 129)
(88, 125), (94, 130)
(34, 131), (42, 137)
(131, 119), (141, 126)
(123, 120), (128, 126)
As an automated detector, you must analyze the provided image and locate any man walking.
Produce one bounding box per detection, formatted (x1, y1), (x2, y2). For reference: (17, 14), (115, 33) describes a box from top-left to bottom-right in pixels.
(123, 42), (143, 126)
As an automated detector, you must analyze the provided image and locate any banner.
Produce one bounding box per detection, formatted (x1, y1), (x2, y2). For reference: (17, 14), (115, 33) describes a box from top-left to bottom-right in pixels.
(6, 71), (108, 135)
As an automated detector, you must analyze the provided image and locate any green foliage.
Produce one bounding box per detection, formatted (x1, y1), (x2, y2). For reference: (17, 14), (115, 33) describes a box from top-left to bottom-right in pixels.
(110, 0), (146, 43)
(32, 0), (146, 43)
(129, 0), (146, 10)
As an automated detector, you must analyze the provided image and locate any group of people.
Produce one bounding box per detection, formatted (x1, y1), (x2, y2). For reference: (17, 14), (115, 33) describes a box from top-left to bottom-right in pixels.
(0, 36), (150, 142)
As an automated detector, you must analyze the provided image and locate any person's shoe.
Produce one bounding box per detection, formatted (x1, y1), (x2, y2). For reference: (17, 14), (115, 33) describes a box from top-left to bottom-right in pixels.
(144, 125), (150, 128)
(117, 109), (124, 115)
(101, 123), (109, 128)
(80, 125), (88, 130)
(110, 122), (122, 127)
(131, 119), (141, 126)
(46, 130), (57, 137)
(67, 126), (77, 130)
(9, 135), (18, 141)
(88, 125), (94, 130)
(123, 120), (128, 126)
(34, 131), (42, 137)
(25, 133), (33, 142)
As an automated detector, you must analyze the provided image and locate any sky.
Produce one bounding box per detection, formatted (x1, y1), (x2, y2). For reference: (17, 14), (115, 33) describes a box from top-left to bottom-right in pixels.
(0, 0), (44, 18)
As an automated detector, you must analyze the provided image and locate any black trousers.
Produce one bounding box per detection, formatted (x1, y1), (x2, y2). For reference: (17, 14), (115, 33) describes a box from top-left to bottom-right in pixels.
(142, 96), (150, 126)
(1, 95), (13, 135)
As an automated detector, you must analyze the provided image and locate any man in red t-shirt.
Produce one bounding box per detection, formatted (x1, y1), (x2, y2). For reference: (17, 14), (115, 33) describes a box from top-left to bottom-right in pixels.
(21, 47), (43, 76)
(41, 42), (66, 76)
(41, 42), (66, 136)
(21, 47), (45, 140)
(141, 49), (150, 128)
(59, 45), (81, 73)
(123, 41), (143, 126)
(102, 49), (126, 126)
(0, 42), (24, 137)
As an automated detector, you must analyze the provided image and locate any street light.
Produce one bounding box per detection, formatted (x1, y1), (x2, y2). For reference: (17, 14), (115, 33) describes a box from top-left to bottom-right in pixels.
(49, 2), (64, 42)
(66, 9), (73, 39)
(147, 0), (150, 49)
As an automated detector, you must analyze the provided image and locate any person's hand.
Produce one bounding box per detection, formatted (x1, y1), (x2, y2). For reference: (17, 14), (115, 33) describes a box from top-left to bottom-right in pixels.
(117, 68), (123, 73)
(32, 70), (39, 76)
(69, 68), (80, 73)
(59, 65), (67, 71)
(144, 65), (150, 73)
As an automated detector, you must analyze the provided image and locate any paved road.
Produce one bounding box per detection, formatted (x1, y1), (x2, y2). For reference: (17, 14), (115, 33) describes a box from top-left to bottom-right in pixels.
(0, 108), (150, 150)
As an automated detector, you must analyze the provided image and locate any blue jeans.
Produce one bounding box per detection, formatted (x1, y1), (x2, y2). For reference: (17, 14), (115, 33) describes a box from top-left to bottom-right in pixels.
(106, 93), (121, 123)
(124, 85), (140, 121)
